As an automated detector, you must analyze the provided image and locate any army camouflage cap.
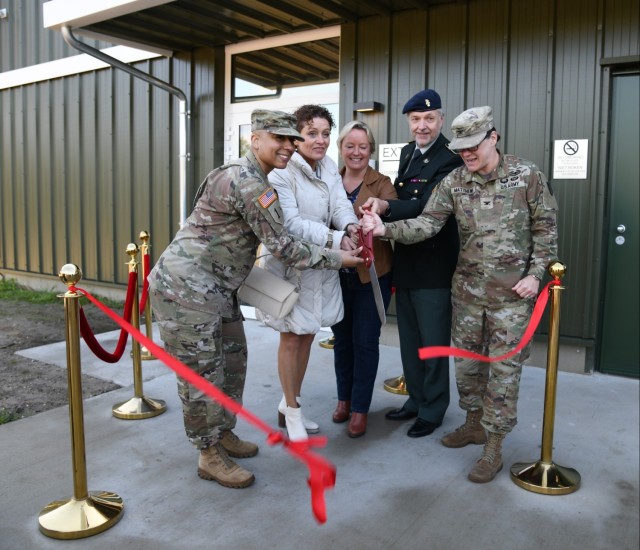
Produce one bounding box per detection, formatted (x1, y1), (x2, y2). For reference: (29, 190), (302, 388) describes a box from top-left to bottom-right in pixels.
(251, 109), (305, 141)
(449, 106), (494, 151)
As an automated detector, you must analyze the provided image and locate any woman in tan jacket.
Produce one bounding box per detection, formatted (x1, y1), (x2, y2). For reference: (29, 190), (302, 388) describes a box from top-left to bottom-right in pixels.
(331, 121), (397, 437)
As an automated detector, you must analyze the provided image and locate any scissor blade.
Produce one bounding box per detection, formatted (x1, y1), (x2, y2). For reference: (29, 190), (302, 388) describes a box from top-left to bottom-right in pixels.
(368, 261), (386, 325)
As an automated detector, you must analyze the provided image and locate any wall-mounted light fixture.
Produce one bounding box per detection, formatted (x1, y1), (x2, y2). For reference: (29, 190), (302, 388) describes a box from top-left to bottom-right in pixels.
(353, 101), (383, 113)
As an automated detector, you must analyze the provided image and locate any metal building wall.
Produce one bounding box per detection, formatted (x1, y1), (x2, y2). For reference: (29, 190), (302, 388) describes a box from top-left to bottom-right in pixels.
(339, 0), (639, 344)
(1, 30), (222, 289)
(0, 0), (101, 71)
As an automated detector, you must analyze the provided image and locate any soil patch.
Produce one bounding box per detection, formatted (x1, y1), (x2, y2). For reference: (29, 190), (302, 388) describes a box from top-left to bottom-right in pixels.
(0, 298), (122, 422)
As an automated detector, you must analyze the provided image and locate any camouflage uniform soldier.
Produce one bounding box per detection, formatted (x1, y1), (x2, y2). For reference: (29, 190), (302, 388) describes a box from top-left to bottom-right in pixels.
(149, 110), (363, 489)
(363, 106), (558, 483)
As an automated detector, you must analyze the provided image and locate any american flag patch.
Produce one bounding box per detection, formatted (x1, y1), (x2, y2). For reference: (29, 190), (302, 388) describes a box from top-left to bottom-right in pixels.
(258, 188), (277, 208)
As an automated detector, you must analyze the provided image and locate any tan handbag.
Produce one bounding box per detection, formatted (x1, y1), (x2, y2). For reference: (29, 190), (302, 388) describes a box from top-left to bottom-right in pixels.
(237, 265), (299, 319)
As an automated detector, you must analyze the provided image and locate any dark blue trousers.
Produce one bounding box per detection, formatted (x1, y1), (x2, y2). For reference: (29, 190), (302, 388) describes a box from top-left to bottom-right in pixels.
(332, 271), (392, 413)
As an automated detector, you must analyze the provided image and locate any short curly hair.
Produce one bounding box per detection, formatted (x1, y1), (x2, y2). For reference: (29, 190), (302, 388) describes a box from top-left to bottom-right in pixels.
(293, 104), (335, 132)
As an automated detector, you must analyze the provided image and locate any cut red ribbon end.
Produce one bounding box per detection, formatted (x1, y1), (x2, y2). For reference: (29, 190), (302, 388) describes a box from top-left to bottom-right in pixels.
(63, 284), (338, 524)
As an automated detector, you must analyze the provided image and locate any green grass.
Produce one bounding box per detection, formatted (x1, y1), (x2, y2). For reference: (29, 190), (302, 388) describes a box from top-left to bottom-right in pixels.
(0, 408), (21, 425)
(0, 277), (124, 308)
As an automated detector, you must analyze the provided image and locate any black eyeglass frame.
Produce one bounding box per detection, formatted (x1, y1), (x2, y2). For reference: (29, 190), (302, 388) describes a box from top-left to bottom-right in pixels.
(448, 128), (496, 155)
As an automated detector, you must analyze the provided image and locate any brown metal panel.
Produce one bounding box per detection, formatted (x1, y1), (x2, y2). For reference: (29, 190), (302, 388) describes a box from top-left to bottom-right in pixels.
(339, 23), (357, 130)
(131, 63), (153, 251)
(466, 0), (508, 125)
(427, 3), (467, 120)
(11, 87), (27, 272)
(191, 48), (216, 192)
(389, 9), (429, 141)
(65, 78), (84, 276)
(549, 0), (603, 339)
(37, 82), (55, 276)
(603, 0), (640, 58)
(79, 72), (100, 280)
(112, 69), (135, 284)
(505, 0), (553, 169)
(353, 16), (390, 146)
(24, 85), (40, 273)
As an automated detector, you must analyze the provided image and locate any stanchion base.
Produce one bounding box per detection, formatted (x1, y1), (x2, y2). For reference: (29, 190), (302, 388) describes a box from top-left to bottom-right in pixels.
(510, 459), (581, 495)
(112, 396), (167, 420)
(384, 374), (408, 395)
(318, 336), (335, 349)
(131, 346), (155, 361)
(39, 491), (124, 540)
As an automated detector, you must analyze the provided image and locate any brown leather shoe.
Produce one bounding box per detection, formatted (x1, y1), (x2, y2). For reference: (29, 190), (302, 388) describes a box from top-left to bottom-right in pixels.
(332, 400), (351, 423)
(347, 412), (367, 438)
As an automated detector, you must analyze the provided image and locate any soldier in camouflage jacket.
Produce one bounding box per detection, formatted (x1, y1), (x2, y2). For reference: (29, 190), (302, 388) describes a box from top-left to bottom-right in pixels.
(363, 106), (558, 484)
(149, 110), (362, 489)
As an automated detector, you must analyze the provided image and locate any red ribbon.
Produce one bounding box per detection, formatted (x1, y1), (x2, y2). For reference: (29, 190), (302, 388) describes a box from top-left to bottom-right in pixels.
(68, 285), (335, 524)
(419, 280), (558, 362)
(139, 253), (151, 314)
(78, 271), (137, 363)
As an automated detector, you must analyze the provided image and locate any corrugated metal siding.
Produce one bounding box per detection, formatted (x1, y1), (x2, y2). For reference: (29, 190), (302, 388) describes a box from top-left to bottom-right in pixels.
(602, 0), (640, 58)
(0, 0), (638, 343)
(1, 46), (220, 286)
(0, 0), (104, 72)
(338, 0), (638, 342)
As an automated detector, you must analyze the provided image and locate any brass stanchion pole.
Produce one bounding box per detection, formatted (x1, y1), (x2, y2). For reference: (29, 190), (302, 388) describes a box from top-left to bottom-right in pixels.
(383, 374), (408, 395)
(510, 261), (581, 494)
(112, 244), (167, 419)
(139, 230), (155, 360)
(39, 264), (124, 539)
(318, 334), (335, 349)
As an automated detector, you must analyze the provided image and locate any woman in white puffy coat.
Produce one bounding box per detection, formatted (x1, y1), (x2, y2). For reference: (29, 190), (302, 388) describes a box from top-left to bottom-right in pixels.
(258, 105), (359, 441)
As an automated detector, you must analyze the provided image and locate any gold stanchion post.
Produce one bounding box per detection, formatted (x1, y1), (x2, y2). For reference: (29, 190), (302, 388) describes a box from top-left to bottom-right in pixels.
(318, 335), (335, 349)
(38, 264), (124, 539)
(138, 230), (155, 360)
(510, 261), (581, 494)
(112, 244), (167, 419)
(383, 374), (408, 395)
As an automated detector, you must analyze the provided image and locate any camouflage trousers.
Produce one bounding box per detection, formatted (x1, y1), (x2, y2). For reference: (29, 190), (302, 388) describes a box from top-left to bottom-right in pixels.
(150, 291), (247, 450)
(451, 299), (533, 435)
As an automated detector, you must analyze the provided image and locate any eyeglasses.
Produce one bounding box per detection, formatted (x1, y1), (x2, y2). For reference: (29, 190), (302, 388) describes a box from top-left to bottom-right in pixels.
(448, 129), (494, 155)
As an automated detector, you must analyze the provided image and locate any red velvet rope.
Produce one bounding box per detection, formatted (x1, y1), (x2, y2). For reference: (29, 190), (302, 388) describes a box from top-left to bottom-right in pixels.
(139, 253), (151, 314)
(78, 272), (137, 363)
(419, 280), (559, 362)
(69, 284), (335, 524)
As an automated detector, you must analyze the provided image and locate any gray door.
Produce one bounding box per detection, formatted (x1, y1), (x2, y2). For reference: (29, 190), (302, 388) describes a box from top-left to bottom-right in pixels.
(599, 73), (639, 378)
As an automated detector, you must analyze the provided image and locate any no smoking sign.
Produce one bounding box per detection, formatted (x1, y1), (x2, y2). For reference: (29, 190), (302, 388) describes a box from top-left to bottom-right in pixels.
(553, 139), (588, 179)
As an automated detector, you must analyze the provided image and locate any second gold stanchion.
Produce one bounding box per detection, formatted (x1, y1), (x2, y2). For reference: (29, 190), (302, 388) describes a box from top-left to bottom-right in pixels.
(113, 243), (166, 420)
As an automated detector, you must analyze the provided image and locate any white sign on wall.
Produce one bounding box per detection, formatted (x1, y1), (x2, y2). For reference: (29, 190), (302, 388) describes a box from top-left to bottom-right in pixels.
(553, 139), (589, 179)
(377, 143), (406, 181)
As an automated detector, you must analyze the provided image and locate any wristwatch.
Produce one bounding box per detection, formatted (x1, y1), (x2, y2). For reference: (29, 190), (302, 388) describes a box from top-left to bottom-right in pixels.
(326, 232), (334, 249)
(530, 274), (541, 281)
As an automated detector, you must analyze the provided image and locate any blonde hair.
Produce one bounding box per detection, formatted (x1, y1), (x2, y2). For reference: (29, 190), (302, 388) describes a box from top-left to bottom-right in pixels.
(337, 120), (376, 153)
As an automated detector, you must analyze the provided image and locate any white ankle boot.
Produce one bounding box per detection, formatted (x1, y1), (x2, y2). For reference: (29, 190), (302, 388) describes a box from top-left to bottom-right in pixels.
(278, 395), (320, 434)
(284, 406), (308, 441)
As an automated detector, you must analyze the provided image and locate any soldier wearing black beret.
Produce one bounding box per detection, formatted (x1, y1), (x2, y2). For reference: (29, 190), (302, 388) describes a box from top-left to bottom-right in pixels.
(369, 88), (463, 438)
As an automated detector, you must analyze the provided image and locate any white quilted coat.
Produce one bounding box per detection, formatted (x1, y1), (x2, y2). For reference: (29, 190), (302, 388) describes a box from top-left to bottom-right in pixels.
(257, 152), (359, 334)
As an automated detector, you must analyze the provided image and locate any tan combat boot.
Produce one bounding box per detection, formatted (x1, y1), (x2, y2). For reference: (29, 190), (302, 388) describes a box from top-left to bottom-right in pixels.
(198, 442), (255, 488)
(220, 430), (259, 458)
(467, 432), (505, 483)
(441, 409), (487, 448)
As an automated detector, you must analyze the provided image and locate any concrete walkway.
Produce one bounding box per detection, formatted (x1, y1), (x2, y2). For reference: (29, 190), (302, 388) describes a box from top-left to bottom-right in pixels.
(1, 313), (638, 550)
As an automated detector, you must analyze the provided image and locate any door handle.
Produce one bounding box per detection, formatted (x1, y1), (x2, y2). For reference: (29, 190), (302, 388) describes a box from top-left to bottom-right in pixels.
(616, 224), (626, 234)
